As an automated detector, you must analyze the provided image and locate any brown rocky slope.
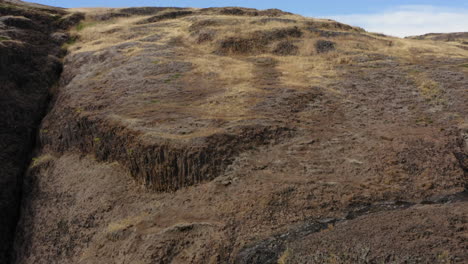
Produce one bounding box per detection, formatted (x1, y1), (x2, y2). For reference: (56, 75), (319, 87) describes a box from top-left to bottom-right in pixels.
(0, 2), (466, 264)
(0, 0), (82, 262)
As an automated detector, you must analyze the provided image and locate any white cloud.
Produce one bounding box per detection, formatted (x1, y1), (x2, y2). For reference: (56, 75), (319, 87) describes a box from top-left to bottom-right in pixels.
(327, 5), (468, 38)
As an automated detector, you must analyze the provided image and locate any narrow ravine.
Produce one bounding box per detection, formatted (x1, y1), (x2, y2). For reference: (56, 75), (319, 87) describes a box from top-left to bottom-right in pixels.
(0, 2), (83, 262)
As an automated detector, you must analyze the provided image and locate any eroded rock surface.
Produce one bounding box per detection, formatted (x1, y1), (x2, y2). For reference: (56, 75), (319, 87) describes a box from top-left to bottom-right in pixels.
(4, 2), (468, 264)
(0, 1), (82, 261)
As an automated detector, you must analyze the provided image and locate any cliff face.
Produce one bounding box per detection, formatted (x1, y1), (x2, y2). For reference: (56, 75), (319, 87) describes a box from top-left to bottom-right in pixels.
(1, 2), (467, 264)
(0, 1), (82, 261)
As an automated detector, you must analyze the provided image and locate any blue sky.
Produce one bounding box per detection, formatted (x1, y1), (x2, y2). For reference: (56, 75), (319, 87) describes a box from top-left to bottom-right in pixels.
(30, 0), (468, 37)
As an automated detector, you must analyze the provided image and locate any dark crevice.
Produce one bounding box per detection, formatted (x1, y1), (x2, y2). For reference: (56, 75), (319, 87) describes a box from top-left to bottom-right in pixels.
(9, 82), (61, 264)
(0, 2), (83, 262)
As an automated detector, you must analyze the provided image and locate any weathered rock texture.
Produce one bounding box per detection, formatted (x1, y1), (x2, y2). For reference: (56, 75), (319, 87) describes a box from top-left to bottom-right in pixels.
(3, 2), (468, 264)
(0, 1), (84, 262)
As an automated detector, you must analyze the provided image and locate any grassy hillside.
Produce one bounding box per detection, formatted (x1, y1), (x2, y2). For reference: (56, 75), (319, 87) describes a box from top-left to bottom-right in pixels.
(4, 4), (467, 264)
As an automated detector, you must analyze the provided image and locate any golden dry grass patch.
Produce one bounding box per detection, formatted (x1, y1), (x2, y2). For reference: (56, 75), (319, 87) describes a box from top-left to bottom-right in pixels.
(387, 38), (468, 62)
(31, 154), (55, 168)
(66, 8), (195, 52)
(276, 53), (339, 89)
(196, 92), (266, 121)
(408, 71), (445, 105)
(144, 128), (227, 140)
(107, 212), (150, 233)
(278, 248), (292, 264)
(67, 7), (115, 13)
(189, 55), (255, 86)
(184, 54), (268, 120)
(68, 16), (151, 52)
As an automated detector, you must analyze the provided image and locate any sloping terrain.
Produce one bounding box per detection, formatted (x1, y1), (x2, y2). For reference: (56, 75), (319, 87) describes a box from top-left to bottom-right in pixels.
(407, 32), (468, 51)
(0, 2), (466, 264)
(408, 32), (468, 43)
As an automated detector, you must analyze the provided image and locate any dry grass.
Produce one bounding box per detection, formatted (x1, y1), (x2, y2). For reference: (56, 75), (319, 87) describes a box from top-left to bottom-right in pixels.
(107, 212), (150, 232)
(409, 71), (444, 104)
(195, 55), (254, 80)
(278, 248), (292, 264)
(66, 7), (467, 140)
(31, 154), (55, 168)
(67, 7), (116, 14)
(68, 6), (468, 57)
(383, 38), (468, 63)
(86, 13), (353, 97)
(276, 50), (347, 89)
(186, 54), (266, 121)
(67, 15), (151, 52)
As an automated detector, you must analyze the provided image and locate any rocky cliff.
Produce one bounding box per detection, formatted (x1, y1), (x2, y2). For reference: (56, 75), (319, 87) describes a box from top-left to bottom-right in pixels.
(0, 2), (467, 263)
(0, 1), (83, 261)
